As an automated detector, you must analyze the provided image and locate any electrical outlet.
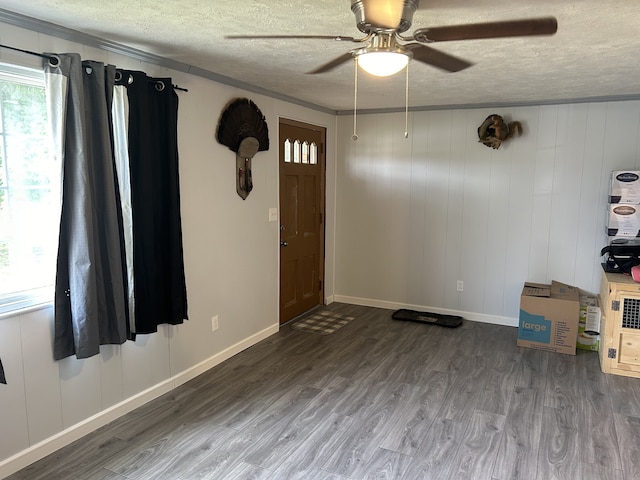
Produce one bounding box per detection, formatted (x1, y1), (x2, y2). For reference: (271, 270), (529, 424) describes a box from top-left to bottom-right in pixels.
(211, 315), (219, 331)
(457, 280), (464, 292)
(268, 207), (278, 222)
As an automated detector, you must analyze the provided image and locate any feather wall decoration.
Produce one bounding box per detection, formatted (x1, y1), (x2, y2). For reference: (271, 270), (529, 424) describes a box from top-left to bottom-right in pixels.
(216, 98), (269, 153)
(216, 98), (270, 199)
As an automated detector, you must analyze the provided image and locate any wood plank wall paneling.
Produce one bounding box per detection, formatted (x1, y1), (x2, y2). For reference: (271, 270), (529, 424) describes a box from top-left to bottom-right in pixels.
(0, 316), (30, 457)
(336, 101), (640, 321)
(19, 307), (63, 444)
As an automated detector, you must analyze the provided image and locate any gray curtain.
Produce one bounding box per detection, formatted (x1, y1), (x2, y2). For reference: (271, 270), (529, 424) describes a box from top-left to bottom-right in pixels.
(44, 54), (129, 360)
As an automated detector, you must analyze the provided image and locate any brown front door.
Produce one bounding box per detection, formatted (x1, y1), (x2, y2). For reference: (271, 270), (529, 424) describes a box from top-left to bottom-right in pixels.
(279, 118), (326, 324)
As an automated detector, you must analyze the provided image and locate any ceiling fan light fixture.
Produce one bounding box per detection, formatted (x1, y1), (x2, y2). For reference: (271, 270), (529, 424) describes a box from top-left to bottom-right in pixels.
(357, 51), (409, 77)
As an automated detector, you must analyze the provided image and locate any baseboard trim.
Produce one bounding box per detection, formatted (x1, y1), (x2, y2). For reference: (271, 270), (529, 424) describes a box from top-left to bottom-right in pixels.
(0, 323), (279, 479)
(333, 295), (518, 327)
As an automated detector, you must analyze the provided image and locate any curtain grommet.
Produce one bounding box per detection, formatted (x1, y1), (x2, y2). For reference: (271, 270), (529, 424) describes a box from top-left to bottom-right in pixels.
(155, 80), (165, 92)
(47, 55), (60, 68)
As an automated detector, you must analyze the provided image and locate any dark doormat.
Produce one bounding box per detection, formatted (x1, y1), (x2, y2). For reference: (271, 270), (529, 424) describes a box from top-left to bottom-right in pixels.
(392, 309), (463, 328)
(291, 310), (356, 335)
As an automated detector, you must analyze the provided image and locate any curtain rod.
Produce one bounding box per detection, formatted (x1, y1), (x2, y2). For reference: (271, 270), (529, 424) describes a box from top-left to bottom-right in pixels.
(0, 42), (58, 64)
(0, 42), (188, 92)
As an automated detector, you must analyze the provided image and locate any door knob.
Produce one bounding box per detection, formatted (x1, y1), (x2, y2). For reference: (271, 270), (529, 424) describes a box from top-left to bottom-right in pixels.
(280, 240), (288, 247)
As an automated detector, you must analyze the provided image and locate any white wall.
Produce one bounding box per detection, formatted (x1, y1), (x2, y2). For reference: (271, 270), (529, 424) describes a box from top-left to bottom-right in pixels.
(0, 21), (337, 477)
(335, 103), (640, 324)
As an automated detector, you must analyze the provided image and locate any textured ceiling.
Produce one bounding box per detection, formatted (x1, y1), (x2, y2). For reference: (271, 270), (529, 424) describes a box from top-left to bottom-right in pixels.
(0, 0), (639, 112)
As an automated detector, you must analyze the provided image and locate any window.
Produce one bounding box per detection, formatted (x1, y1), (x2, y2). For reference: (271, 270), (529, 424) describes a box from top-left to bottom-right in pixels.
(0, 63), (59, 314)
(283, 137), (318, 165)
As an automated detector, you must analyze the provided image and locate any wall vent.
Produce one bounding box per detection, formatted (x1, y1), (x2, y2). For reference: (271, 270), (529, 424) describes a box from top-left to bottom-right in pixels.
(622, 298), (640, 329)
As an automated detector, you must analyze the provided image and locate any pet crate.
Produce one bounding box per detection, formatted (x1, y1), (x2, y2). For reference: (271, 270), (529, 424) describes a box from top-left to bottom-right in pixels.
(599, 268), (640, 378)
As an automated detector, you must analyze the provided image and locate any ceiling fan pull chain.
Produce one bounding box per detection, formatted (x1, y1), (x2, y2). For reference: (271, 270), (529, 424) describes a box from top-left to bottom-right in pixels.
(352, 57), (358, 141)
(404, 62), (409, 139)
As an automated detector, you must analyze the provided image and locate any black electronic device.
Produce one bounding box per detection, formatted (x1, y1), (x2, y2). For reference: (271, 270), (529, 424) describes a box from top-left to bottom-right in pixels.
(601, 238), (640, 273)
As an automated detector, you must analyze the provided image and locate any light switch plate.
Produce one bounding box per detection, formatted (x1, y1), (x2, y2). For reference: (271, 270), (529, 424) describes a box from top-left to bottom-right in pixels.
(269, 207), (278, 222)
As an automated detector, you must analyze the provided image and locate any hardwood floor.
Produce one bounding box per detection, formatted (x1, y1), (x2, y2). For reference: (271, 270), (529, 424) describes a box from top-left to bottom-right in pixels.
(10, 303), (640, 480)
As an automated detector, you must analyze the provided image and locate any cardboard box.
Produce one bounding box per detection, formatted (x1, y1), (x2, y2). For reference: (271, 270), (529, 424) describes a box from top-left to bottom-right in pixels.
(577, 295), (600, 352)
(606, 204), (640, 237)
(518, 280), (580, 355)
(610, 171), (640, 204)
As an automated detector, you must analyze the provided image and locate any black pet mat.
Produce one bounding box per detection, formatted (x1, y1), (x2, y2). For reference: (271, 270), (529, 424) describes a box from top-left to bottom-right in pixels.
(392, 309), (463, 328)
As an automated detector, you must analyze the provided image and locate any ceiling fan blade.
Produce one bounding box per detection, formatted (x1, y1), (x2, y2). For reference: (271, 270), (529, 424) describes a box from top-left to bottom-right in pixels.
(406, 44), (473, 72)
(307, 52), (355, 74)
(413, 16), (558, 42)
(225, 34), (358, 42)
(362, 0), (404, 29)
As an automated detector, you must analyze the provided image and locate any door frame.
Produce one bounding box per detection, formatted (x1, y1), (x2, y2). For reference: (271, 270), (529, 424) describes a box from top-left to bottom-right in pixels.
(278, 117), (327, 324)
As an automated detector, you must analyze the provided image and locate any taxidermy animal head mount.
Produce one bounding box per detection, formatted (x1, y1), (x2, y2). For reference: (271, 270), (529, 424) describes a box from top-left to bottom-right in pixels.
(216, 98), (270, 199)
(477, 114), (522, 149)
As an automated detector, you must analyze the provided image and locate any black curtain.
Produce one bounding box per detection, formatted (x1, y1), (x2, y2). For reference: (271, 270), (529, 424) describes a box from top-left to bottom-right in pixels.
(120, 71), (188, 334)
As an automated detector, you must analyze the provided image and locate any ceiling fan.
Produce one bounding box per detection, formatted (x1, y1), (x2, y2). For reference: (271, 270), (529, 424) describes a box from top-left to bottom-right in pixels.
(225, 0), (558, 77)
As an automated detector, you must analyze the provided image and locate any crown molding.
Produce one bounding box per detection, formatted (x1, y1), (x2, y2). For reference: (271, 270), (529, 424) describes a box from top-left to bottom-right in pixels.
(0, 8), (337, 115)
